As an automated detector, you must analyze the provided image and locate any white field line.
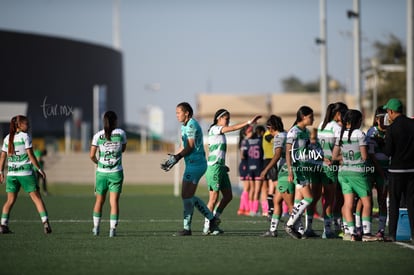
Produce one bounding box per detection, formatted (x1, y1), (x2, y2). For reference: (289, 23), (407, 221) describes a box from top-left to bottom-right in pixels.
(7, 219), (414, 249)
(7, 219), (268, 224)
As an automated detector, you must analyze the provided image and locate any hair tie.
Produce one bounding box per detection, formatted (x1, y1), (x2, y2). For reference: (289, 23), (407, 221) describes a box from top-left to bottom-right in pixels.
(217, 110), (228, 120)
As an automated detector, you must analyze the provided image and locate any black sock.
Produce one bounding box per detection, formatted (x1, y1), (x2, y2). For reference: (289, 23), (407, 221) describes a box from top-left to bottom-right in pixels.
(267, 194), (274, 216)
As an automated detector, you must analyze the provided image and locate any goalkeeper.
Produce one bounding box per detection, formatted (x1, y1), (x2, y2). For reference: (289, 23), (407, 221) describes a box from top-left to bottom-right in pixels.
(161, 102), (220, 236)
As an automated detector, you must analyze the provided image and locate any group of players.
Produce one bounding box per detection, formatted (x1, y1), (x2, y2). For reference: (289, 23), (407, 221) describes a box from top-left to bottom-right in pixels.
(236, 102), (391, 241)
(1, 99), (411, 241)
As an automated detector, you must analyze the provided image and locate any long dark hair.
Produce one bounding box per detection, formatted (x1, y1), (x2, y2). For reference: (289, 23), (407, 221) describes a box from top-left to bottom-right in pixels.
(8, 115), (28, 155)
(266, 114), (285, 132)
(103, 111), (118, 141)
(177, 102), (193, 118)
(339, 109), (362, 145)
(209, 108), (229, 131)
(292, 106), (313, 127)
(320, 102), (348, 130)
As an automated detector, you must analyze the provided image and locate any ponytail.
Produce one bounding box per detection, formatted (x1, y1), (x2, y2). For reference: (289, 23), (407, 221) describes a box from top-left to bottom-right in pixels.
(320, 103), (335, 130)
(103, 111), (118, 141)
(8, 115), (28, 155)
(292, 106), (313, 127)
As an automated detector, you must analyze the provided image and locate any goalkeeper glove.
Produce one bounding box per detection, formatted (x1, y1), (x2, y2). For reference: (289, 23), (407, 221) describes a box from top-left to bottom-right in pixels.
(160, 153), (182, 172)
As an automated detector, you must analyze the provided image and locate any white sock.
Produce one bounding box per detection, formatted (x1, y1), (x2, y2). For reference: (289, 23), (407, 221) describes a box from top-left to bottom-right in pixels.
(355, 213), (361, 228)
(93, 216), (101, 228)
(287, 200), (310, 227)
(41, 216), (48, 223)
(362, 219), (372, 235)
(110, 219), (117, 229)
(270, 217), (279, 232)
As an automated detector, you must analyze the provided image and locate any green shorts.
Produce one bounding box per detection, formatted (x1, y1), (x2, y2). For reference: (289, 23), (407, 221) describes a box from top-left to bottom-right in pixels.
(6, 174), (39, 193)
(293, 164), (311, 186)
(206, 164), (232, 191)
(322, 165), (339, 184)
(95, 170), (124, 195)
(338, 170), (371, 198)
(276, 168), (295, 194)
(310, 165), (338, 185)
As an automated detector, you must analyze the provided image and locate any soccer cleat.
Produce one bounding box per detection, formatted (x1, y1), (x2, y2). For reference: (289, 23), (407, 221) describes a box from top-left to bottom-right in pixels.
(303, 229), (319, 238)
(237, 209), (250, 216)
(284, 225), (301, 239)
(351, 234), (362, 242)
(335, 229), (344, 238)
(202, 226), (210, 235)
(174, 229), (192, 236)
(92, 226), (100, 236)
(261, 230), (277, 237)
(209, 217), (221, 233)
(362, 234), (379, 242)
(109, 228), (116, 237)
(383, 236), (396, 242)
(0, 225), (12, 234)
(322, 231), (336, 239)
(375, 229), (385, 240)
(43, 221), (52, 234)
(342, 233), (352, 241)
(210, 227), (224, 236)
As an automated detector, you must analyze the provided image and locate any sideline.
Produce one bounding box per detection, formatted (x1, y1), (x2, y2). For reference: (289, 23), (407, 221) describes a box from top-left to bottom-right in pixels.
(395, 241), (414, 250)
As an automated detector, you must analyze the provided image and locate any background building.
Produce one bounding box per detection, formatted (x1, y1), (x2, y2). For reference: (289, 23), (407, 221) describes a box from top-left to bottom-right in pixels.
(0, 30), (124, 150)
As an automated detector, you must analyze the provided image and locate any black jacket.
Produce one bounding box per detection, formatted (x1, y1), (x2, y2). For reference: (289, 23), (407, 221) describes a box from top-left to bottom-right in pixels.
(384, 115), (414, 170)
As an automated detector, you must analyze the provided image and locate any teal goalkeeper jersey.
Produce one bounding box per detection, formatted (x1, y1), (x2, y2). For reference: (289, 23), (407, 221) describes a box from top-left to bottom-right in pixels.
(181, 118), (206, 166)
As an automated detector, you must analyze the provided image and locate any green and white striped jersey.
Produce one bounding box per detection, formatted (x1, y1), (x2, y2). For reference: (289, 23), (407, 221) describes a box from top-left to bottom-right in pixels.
(317, 120), (341, 163)
(273, 131), (287, 171)
(286, 125), (310, 167)
(336, 128), (367, 173)
(91, 128), (127, 173)
(207, 125), (226, 166)
(1, 131), (34, 176)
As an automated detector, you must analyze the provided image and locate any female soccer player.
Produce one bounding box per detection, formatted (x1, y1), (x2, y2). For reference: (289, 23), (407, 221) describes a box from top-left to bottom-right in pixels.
(237, 126), (250, 216)
(90, 111), (127, 237)
(261, 115), (295, 237)
(332, 109), (378, 241)
(308, 102), (348, 239)
(161, 102), (219, 236)
(0, 115), (52, 234)
(284, 106), (314, 239)
(203, 109), (261, 234)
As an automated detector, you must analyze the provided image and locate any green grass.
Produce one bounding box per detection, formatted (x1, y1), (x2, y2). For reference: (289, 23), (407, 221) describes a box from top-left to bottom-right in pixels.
(1, 184), (413, 275)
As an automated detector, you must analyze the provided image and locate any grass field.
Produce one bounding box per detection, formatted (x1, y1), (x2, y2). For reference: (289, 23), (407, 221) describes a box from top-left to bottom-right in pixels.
(0, 184), (413, 275)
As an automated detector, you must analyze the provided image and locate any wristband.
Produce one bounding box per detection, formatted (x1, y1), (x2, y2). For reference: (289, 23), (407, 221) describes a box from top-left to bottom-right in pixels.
(174, 153), (183, 161)
(247, 120), (251, 125)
